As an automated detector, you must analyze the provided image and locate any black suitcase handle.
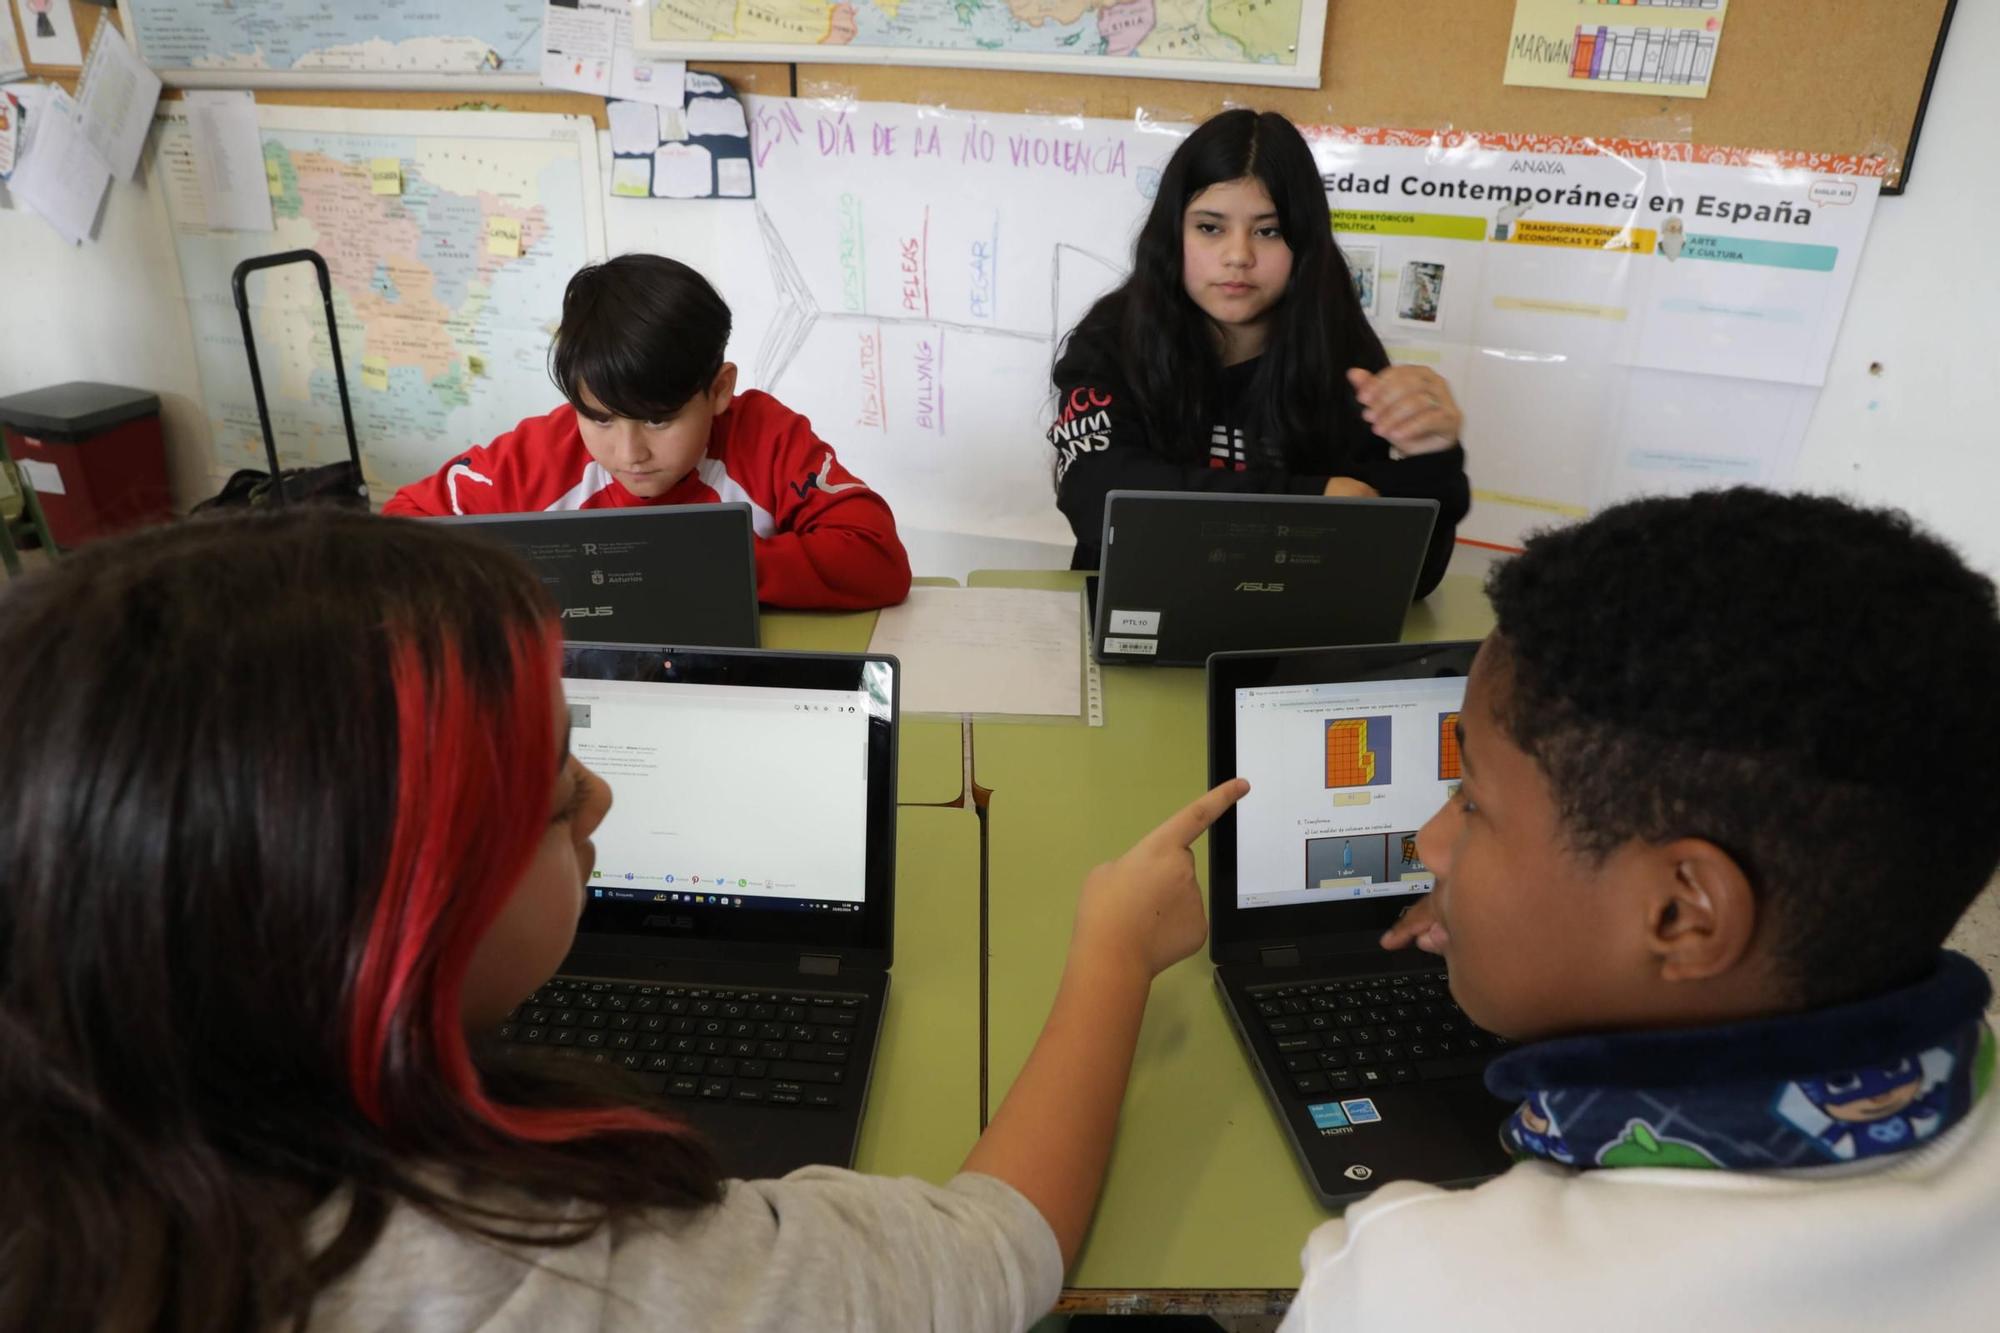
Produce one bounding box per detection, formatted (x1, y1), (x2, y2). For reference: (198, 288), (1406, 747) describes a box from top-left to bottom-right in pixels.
(231, 250), (367, 505)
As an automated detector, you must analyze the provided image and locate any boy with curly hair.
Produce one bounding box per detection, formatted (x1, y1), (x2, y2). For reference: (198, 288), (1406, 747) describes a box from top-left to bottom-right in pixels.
(1281, 488), (2000, 1331)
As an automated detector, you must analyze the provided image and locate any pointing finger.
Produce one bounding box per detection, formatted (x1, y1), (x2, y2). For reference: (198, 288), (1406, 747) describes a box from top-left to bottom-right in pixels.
(1149, 778), (1251, 851)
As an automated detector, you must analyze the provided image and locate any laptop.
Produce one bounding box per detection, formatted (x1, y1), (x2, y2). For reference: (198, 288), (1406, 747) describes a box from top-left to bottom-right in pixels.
(490, 642), (899, 1180)
(431, 504), (760, 648)
(1088, 491), (1439, 667)
(1207, 641), (1514, 1206)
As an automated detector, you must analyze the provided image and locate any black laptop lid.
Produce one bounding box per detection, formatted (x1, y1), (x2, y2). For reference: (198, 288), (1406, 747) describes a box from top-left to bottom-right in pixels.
(1208, 641), (1482, 964)
(1092, 491), (1439, 666)
(431, 505), (759, 648)
(559, 644), (896, 969)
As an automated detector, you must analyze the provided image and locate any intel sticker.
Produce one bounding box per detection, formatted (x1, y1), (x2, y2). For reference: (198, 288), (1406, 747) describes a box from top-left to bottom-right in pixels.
(1108, 609), (1161, 634)
(1308, 1102), (1351, 1129)
(1341, 1098), (1382, 1124)
(1103, 636), (1158, 656)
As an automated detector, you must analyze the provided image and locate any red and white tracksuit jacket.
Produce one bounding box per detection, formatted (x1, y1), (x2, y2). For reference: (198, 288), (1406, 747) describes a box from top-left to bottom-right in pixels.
(383, 392), (912, 610)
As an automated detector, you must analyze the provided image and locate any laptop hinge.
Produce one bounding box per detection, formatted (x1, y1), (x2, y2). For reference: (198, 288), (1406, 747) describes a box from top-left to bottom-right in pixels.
(1260, 945), (1302, 968)
(797, 953), (841, 976)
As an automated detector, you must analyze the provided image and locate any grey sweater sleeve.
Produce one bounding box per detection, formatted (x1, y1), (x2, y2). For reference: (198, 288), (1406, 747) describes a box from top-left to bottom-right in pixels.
(600, 1169), (1063, 1333)
(305, 1169), (1061, 1333)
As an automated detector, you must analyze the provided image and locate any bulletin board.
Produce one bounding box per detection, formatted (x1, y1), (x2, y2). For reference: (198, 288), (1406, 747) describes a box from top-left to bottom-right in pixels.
(6, 0), (790, 127)
(789, 0), (1959, 193)
(12, 1), (1955, 188)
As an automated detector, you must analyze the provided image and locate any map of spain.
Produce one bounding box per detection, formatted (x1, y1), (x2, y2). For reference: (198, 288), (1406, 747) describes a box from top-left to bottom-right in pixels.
(645, 0), (1320, 80)
(154, 108), (600, 494)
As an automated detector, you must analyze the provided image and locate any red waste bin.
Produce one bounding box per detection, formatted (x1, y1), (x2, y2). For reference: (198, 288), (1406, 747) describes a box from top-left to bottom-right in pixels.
(0, 382), (169, 547)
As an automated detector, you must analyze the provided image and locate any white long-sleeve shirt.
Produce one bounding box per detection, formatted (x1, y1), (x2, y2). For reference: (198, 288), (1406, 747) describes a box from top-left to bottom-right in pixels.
(1278, 1068), (2000, 1332)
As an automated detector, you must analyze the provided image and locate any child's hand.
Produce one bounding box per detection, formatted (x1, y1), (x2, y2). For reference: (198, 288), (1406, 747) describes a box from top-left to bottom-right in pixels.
(1073, 778), (1250, 982)
(1380, 894), (1449, 953)
(1347, 366), (1463, 455)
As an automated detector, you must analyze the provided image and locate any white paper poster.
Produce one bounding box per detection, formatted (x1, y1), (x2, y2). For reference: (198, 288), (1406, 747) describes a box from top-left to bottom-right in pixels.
(543, 0), (685, 107)
(609, 99), (1880, 550)
(12, 0), (80, 66)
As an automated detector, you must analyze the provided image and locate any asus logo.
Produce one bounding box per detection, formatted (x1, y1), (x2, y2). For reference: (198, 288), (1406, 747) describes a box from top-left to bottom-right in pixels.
(1234, 581), (1286, 592)
(559, 605), (615, 619)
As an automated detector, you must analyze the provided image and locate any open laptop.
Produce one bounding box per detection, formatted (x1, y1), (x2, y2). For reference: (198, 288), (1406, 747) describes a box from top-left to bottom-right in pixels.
(1207, 641), (1514, 1206)
(490, 643), (898, 1180)
(1088, 491), (1439, 667)
(431, 505), (760, 648)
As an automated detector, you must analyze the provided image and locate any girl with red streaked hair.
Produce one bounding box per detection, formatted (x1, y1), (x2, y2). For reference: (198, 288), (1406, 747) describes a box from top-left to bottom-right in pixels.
(0, 508), (1244, 1332)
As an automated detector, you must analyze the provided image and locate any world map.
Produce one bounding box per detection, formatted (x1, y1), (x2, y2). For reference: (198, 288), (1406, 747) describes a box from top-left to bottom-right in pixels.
(123, 0), (543, 77)
(644, 0), (1320, 82)
(154, 107), (601, 493)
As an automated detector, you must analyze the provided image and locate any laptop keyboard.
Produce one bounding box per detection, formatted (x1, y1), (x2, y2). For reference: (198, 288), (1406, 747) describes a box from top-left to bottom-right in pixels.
(1248, 972), (1510, 1096)
(496, 977), (868, 1110)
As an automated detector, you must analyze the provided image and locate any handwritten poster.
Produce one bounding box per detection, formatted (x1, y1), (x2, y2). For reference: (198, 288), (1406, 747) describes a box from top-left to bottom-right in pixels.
(608, 97), (1881, 551)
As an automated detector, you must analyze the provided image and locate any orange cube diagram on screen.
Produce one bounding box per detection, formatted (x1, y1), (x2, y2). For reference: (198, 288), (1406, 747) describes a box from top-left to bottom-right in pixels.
(1438, 712), (1463, 781)
(1325, 716), (1392, 788)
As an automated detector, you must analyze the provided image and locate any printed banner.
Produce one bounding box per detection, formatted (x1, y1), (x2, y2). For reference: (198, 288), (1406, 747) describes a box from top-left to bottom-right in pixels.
(607, 98), (1881, 550)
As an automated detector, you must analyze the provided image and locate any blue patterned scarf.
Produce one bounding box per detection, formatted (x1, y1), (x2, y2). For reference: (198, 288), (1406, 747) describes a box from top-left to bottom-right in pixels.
(1485, 951), (1994, 1170)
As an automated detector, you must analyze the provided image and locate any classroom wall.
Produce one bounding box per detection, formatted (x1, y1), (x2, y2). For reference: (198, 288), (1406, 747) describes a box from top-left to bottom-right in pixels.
(2, 3), (1995, 577)
(1791, 0), (2000, 579)
(0, 158), (210, 508)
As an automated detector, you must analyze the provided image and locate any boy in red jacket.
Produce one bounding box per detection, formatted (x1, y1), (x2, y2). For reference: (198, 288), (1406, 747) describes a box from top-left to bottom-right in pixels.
(384, 255), (912, 611)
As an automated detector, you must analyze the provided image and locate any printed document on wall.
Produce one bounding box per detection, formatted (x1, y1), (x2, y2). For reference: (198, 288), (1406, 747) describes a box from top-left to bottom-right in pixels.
(8, 84), (111, 243)
(181, 90), (271, 231)
(75, 21), (162, 180)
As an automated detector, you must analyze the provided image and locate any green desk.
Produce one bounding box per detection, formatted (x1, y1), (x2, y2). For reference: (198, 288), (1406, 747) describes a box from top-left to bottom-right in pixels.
(760, 577), (965, 807)
(970, 569), (1495, 1313)
(852, 804), (984, 1180)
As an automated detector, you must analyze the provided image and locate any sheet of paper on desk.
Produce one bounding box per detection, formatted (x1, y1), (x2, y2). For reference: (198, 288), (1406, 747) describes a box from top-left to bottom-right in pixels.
(75, 21), (161, 181)
(867, 587), (1083, 718)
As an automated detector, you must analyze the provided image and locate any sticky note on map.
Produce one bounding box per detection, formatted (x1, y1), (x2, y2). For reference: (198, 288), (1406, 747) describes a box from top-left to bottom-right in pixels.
(360, 357), (390, 392)
(467, 354), (486, 378)
(486, 216), (523, 257)
(370, 158), (402, 194)
(265, 157), (283, 195)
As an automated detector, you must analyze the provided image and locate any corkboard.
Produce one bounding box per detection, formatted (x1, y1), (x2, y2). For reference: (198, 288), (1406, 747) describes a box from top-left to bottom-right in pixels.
(790, 0), (1956, 192)
(9, 1), (787, 129)
(9, 2), (1954, 187)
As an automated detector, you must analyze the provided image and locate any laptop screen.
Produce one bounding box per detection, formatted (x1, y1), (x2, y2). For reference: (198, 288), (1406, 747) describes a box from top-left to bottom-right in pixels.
(1231, 673), (1466, 911)
(1206, 642), (1480, 954)
(560, 644), (896, 956)
(568, 676), (872, 914)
